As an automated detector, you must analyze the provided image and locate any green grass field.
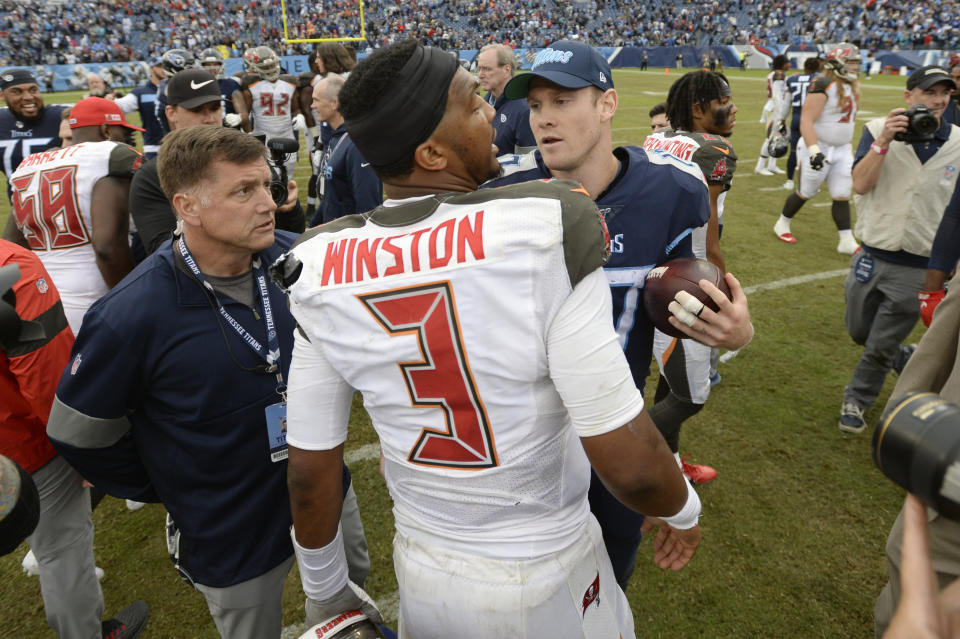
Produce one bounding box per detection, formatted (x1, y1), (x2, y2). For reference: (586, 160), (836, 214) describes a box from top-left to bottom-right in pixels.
(0, 69), (925, 637)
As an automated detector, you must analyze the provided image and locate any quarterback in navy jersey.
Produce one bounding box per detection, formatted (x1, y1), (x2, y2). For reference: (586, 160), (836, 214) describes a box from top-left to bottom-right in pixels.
(0, 69), (67, 203)
(488, 43), (753, 591)
(489, 147), (709, 389)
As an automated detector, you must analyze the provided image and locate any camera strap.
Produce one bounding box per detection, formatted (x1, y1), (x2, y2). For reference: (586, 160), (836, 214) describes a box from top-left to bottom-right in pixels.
(177, 237), (283, 382)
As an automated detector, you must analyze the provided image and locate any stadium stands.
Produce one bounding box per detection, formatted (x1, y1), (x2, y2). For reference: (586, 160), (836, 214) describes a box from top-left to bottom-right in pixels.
(0, 0), (958, 67)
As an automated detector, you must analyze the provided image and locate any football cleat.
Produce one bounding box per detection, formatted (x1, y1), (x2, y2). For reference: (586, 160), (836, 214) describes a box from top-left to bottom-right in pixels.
(198, 47), (225, 78)
(768, 165), (786, 174)
(161, 49), (195, 77)
(773, 219), (796, 243)
(837, 235), (860, 255)
(782, 179), (795, 191)
(754, 167), (774, 176)
(247, 46), (281, 82)
(681, 455), (717, 484)
(101, 600), (149, 639)
(825, 43), (861, 83)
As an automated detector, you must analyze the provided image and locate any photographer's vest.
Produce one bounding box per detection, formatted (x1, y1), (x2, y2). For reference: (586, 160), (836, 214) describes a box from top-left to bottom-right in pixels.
(854, 117), (960, 257)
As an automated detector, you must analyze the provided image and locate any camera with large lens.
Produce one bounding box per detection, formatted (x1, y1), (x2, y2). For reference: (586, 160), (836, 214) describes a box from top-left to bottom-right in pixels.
(873, 392), (960, 520)
(894, 105), (939, 144)
(266, 137), (299, 207)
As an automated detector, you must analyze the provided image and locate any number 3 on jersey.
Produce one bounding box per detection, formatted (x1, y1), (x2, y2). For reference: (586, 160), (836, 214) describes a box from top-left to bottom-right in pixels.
(359, 281), (498, 470)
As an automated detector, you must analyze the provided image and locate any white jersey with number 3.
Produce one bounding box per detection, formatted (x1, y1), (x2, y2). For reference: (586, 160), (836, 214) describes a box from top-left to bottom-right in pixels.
(10, 141), (141, 332)
(283, 181), (644, 561)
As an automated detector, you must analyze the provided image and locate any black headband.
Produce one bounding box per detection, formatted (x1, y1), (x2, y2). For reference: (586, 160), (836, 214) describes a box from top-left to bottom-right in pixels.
(345, 45), (458, 169)
(0, 69), (37, 91)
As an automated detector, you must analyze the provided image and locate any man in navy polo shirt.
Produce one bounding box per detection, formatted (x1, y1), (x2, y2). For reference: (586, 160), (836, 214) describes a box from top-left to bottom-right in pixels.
(46, 126), (369, 639)
(477, 43), (536, 156)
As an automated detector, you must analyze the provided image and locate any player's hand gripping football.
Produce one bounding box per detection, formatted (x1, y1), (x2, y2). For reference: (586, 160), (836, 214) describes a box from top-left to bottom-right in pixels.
(640, 517), (701, 571)
(305, 580), (384, 627)
(667, 272), (754, 350)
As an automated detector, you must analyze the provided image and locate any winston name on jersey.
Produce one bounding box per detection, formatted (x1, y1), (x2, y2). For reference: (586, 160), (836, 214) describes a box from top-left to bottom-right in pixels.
(489, 147), (710, 389)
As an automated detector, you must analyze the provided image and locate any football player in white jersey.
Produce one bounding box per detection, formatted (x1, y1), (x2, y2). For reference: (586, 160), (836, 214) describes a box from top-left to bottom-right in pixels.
(760, 54), (789, 126)
(8, 97), (142, 333)
(755, 54), (789, 176)
(774, 43), (862, 255)
(237, 46), (305, 177)
(277, 41), (707, 639)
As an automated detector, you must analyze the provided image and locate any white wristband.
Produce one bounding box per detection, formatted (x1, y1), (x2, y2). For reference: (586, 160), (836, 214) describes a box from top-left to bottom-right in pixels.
(808, 143), (821, 156)
(661, 479), (701, 530)
(291, 526), (348, 601)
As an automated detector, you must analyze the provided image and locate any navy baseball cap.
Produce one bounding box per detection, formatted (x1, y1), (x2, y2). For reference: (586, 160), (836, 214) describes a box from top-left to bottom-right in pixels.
(504, 40), (613, 100)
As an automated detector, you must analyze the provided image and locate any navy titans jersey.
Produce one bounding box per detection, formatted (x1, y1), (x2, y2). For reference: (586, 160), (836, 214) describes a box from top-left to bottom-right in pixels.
(487, 146), (710, 389)
(785, 72), (817, 130)
(0, 104), (67, 200)
(129, 82), (164, 147)
(218, 77), (241, 115)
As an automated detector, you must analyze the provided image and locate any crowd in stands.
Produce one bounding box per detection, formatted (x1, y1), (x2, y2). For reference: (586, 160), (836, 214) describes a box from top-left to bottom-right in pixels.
(1, 0), (960, 66)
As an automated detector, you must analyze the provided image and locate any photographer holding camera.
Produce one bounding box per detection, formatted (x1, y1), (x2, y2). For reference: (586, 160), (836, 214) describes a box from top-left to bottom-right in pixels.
(873, 265), (960, 637)
(838, 66), (960, 434)
(130, 69), (305, 256)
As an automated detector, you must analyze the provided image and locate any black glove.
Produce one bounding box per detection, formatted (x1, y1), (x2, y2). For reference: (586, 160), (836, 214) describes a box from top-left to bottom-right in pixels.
(810, 152), (825, 171)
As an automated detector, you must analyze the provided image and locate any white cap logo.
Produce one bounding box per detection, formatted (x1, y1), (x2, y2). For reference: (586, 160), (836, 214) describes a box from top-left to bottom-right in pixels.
(1, 74), (12, 82)
(500, 114), (506, 123)
(599, 72), (607, 84)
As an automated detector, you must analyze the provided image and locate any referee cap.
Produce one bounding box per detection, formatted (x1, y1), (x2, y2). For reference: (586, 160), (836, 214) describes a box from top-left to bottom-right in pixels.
(504, 41), (613, 100)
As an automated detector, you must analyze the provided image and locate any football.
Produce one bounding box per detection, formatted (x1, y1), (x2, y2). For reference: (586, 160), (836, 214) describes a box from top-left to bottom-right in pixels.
(643, 258), (732, 338)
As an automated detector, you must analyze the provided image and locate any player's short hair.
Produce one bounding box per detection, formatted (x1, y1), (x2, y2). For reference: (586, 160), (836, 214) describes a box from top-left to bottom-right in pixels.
(60, 106), (72, 121)
(649, 102), (667, 118)
(665, 71), (730, 133)
(339, 39), (420, 180)
(315, 42), (356, 75)
(773, 54), (789, 70)
(479, 43), (517, 75)
(804, 57), (822, 74)
(157, 126), (267, 206)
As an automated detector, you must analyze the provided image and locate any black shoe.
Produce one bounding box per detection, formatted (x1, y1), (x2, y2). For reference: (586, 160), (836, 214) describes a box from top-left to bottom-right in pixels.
(102, 600), (149, 639)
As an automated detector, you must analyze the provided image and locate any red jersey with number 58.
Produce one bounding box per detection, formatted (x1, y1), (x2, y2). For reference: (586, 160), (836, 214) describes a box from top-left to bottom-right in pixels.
(10, 141), (141, 332)
(808, 75), (858, 146)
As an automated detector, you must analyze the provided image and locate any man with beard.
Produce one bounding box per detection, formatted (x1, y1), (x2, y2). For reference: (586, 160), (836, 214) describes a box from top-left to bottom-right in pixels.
(772, 43), (862, 255)
(0, 69), (68, 204)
